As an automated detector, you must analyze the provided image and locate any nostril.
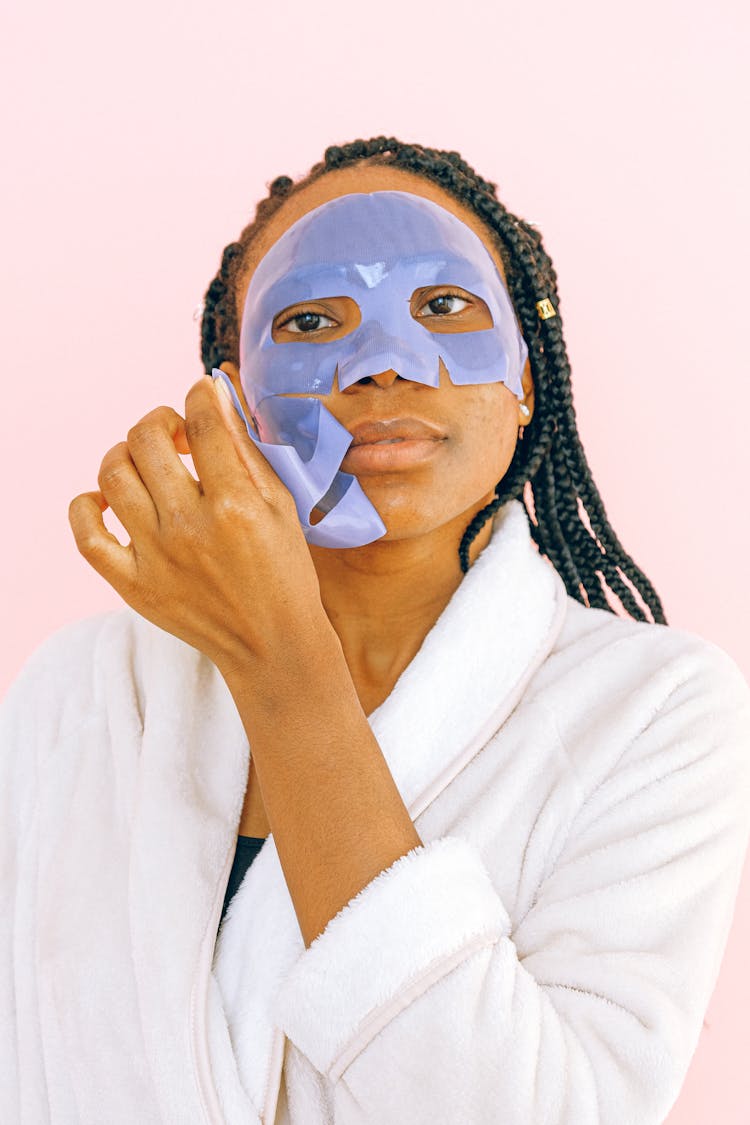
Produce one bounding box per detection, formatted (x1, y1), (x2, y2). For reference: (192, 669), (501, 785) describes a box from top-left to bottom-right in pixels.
(341, 369), (403, 392)
(368, 371), (402, 385)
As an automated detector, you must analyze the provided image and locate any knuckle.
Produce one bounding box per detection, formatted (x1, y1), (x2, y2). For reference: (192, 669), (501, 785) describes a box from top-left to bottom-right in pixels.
(212, 491), (248, 524)
(72, 521), (104, 558)
(274, 485), (296, 514)
(134, 405), (180, 433)
(126, 419), (157, 447)
(259, 484), (283, 508)
(126, 406), (178, 446)
(164, 505), (200, 543)
(97, 444), (130, 491)
(184, 411), (216, 444)
(257, 478), (293, 514)
(98, 468), (126, 492)
(77, 533), (103, 558)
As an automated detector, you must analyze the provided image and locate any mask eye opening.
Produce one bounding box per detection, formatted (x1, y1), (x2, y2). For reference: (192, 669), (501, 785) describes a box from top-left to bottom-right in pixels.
(409, 286), (494, 334)
(271, 295), (362, 343)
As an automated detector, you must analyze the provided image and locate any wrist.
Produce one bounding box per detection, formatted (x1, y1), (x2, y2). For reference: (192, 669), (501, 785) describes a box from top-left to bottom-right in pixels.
(214, 605), (346, 699)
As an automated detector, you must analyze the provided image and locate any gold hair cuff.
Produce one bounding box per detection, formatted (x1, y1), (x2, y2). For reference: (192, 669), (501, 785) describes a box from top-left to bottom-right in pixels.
(536, 298), (557, 320)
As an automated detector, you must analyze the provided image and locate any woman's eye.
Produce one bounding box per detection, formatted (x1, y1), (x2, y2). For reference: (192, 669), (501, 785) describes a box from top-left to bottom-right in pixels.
(417, 293), (470, 317)
(277, 310), (336, 334)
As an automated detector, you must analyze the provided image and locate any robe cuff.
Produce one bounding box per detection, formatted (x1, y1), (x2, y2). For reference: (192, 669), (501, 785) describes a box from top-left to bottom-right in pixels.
(272, 834), (510, 1080)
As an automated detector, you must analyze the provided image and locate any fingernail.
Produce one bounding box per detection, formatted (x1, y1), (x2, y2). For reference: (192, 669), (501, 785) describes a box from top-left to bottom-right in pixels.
(214, 375), (232, 401)
(213, 375), (234, 411)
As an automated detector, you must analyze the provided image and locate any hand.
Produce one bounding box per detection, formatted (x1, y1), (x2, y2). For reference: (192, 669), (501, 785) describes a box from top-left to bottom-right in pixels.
(68, 375), (326, 674)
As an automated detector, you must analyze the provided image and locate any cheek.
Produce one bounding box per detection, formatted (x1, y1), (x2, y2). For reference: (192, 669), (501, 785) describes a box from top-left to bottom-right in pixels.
(448, 386), (520, 493)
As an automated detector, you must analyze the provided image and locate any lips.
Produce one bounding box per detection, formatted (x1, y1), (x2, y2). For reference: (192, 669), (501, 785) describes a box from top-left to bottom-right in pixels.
(347, 417), (447, 446)
(341, 416), (447, 473)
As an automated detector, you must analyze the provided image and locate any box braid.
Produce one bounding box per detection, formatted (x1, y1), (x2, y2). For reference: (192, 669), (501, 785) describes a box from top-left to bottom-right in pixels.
(199, 136), (667, 625)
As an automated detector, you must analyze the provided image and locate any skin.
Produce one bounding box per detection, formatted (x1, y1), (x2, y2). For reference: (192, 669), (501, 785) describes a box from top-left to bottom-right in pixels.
(68, 161), (535, 945)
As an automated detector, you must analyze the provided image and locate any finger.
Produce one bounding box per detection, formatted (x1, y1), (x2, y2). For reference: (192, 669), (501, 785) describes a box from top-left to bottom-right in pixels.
(126, 405), (201, 514)
(68, 491), (137, 591)
(212, 377), (297, 505)
(184, 377), (282, 502)
(173, 419), (191, 456)
(211, 373), (292, 501)
(212, 371), (260, 439)
(98, 442), (159, 539)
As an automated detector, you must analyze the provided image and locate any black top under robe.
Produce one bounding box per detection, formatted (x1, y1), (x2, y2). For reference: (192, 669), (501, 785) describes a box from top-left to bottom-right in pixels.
(219, 834), (267, 929)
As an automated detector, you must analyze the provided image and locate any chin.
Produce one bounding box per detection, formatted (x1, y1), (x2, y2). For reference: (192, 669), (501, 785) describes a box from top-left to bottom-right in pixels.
(363, 495), (478, 547)
(364, 469), (496, 521)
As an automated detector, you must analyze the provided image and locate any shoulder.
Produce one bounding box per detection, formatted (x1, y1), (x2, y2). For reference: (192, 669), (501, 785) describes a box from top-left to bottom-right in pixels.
(545, 593), (749, 707)
(1, 613), (243, 847)
(1, 609), (208, 748)
(528, 595), (750, 795)
(3, 612), (124, 741)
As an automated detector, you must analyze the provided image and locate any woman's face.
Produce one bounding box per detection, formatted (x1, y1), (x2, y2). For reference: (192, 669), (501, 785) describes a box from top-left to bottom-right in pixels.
(221, 164), (534, 547)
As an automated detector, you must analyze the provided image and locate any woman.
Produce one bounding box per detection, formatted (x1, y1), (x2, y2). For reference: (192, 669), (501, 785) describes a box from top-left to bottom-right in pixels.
(2, 136), (749, 1124)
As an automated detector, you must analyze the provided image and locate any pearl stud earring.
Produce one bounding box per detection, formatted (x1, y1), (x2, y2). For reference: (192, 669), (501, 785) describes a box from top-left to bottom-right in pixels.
(519, 404), (530, 417)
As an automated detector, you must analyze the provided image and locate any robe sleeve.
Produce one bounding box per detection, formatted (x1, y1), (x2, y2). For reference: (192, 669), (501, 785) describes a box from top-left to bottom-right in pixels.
(1, 633), (53, 1121)
(0, 617), (110, 1122)
(272, 639), (750, 1125)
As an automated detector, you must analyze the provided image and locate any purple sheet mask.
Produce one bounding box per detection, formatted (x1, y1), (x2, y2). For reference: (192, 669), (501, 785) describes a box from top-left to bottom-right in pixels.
(209, 372), (386, 548)
(211, 189), (529, 548)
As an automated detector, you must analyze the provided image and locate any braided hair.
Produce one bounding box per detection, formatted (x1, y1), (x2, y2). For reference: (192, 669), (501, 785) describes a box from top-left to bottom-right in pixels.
(199, 136), (666, 625)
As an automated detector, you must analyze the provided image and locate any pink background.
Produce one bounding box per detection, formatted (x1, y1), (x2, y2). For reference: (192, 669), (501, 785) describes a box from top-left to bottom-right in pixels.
(2, 1), (748, 1118)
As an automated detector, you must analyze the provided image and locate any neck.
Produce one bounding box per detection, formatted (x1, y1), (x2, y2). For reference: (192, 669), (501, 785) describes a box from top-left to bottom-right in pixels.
(308, 510), (495, 715)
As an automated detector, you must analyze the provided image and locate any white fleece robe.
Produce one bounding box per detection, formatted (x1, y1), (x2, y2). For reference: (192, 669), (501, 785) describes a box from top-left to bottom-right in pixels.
(2, 498), (749, 1125)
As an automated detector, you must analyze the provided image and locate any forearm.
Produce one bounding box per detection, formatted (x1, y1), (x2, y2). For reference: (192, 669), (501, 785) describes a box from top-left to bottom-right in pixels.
(218, 616), (423, 949)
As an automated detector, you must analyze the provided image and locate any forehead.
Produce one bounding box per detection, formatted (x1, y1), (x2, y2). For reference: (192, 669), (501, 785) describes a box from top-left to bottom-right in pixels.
(251, 191), (503, 316)
(234, 164), (509, 318)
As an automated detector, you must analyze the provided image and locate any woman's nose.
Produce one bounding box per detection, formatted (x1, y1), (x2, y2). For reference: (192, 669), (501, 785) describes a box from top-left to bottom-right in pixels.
(342, 368), (401, 391)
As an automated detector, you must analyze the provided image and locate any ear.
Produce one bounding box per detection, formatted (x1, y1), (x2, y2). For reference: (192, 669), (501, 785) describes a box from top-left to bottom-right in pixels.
(218, 361), (253, 419)
(519, 357), (535, 424)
